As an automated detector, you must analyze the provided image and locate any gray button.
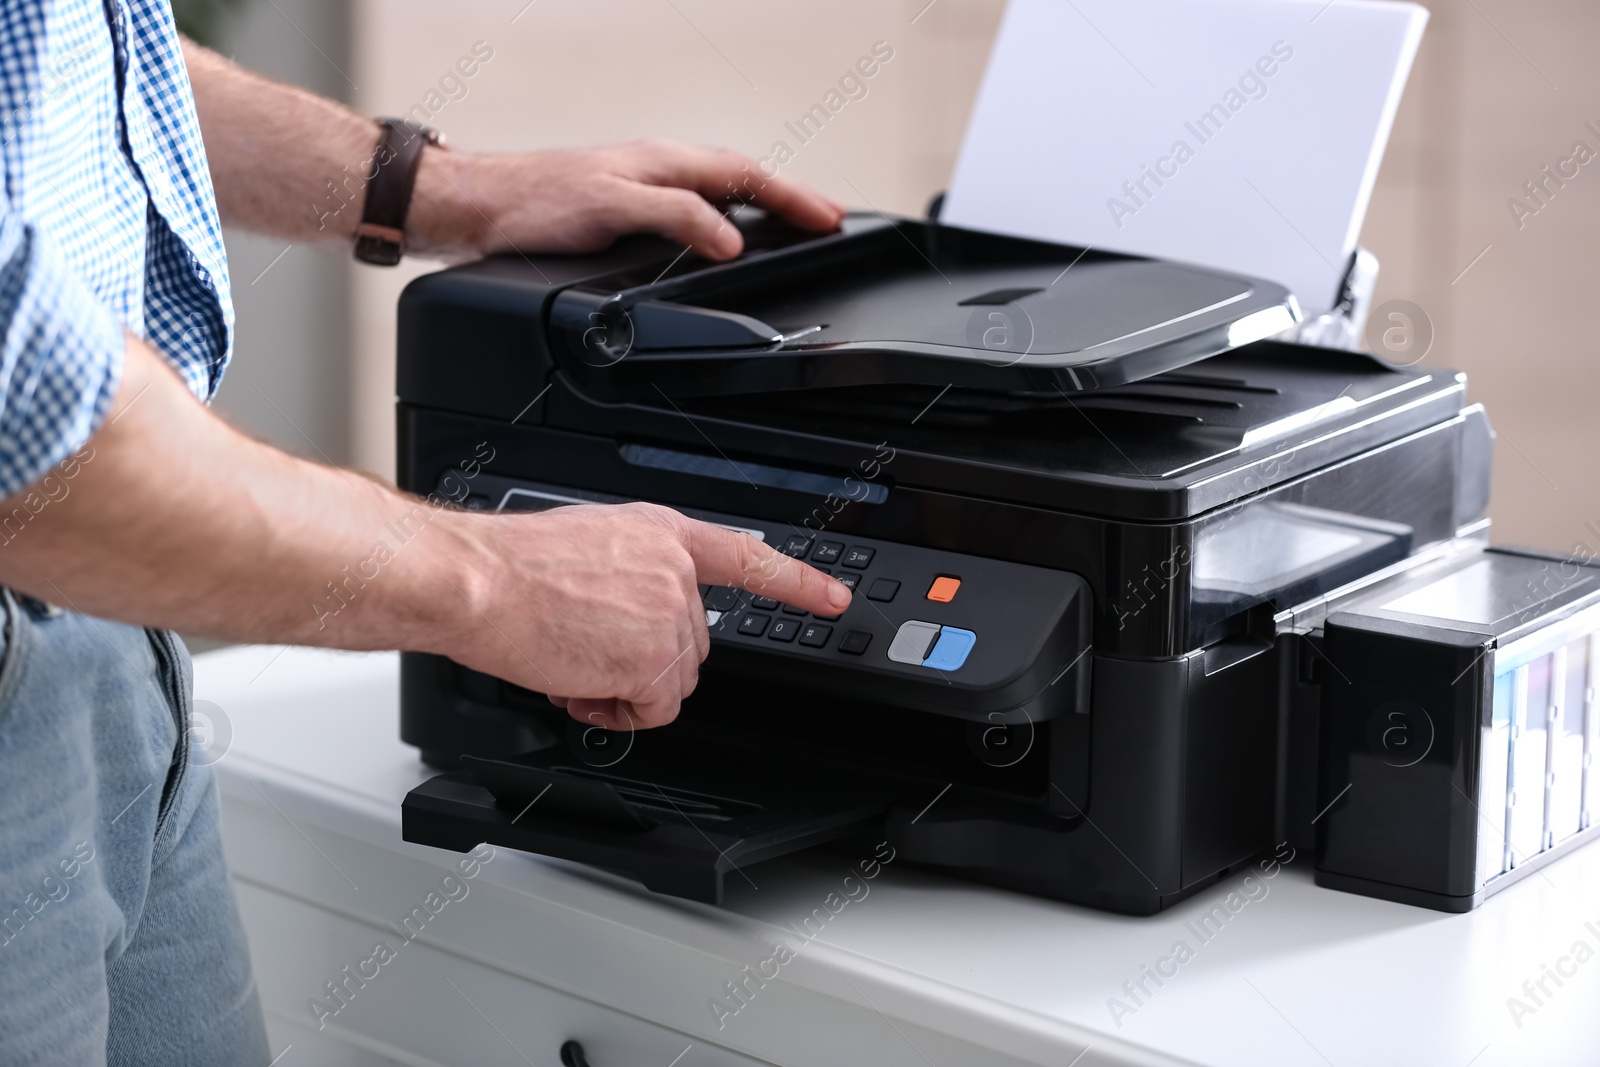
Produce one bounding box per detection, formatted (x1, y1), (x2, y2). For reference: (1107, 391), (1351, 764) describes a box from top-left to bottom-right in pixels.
(887, 620), (942, 665)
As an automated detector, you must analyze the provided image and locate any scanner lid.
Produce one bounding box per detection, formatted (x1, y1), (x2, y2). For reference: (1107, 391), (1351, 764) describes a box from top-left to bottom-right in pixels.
(545, 211), (1300, 399)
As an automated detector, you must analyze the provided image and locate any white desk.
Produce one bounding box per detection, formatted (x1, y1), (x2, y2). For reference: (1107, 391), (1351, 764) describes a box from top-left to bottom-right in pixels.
(199, 645), (1600, 1067)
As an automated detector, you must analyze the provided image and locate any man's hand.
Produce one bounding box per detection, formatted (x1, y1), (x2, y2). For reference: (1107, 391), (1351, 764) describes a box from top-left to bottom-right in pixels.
(0, 338), (851, 733)
(440, 503), (851, 730)
(409, 141), (844, 262)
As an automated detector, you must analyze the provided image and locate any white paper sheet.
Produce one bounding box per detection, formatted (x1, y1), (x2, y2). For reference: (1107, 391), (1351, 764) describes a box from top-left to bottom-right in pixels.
(942, 0), (1427, 317)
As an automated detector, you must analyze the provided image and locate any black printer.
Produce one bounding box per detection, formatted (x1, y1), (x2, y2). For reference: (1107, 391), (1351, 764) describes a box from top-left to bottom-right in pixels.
(397, 211), (1600, 915)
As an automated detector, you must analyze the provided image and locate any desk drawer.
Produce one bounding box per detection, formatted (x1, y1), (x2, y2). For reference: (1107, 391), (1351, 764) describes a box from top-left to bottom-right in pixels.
(236, 881), (771, 1067)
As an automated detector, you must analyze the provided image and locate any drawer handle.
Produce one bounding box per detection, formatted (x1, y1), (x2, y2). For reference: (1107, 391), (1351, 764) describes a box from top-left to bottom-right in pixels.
(560, 1040), (594, 1067)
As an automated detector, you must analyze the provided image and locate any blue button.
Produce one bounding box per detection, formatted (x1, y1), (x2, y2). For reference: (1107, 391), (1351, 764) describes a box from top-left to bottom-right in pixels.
(922, 627), (976, 671)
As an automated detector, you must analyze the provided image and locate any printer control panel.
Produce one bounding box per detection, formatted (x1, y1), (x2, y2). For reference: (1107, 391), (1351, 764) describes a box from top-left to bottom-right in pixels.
(705, 530), (986, 673)
(464, 475), (1090, 720)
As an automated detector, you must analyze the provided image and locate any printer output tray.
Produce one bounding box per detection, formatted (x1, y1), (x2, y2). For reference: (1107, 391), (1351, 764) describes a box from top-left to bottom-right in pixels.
(403, 731), (910, 903)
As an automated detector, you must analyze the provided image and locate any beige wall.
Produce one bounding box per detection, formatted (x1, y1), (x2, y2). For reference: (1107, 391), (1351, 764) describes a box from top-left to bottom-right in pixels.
(210, 0), (353, 463)
(1365, 0), (1600, 556)
(348, 0), (1600, 554)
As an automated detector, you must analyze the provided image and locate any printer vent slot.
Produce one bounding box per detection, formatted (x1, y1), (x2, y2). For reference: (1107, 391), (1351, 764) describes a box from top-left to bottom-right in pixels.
(1055, 397), (1210, 423)
(1075, 388), (1243, 411)
(1155, 372), (1282, 396)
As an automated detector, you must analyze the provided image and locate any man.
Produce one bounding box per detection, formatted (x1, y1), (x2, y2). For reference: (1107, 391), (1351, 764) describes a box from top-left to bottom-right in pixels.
(0, 1), (854, 1062)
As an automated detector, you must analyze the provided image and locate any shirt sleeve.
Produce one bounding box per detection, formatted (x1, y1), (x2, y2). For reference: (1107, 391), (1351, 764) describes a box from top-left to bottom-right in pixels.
(0, 210), (127, 498)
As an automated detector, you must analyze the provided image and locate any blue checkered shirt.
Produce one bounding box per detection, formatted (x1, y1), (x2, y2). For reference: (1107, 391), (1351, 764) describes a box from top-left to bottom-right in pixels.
(0, 0), (231, 496)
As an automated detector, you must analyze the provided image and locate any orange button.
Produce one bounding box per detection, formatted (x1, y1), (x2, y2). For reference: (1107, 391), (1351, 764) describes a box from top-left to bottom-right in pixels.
(926, 576), (961, 602)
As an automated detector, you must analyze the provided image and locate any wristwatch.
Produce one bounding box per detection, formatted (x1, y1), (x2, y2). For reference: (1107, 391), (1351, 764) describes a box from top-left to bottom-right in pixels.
(353, 118), (446, 266)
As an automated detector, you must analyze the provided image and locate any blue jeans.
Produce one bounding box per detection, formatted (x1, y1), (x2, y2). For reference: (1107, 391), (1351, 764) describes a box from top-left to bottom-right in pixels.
(0, 591), (268, 1066)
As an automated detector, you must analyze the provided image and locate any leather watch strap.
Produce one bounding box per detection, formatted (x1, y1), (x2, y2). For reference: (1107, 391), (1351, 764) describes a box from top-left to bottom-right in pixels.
(354, 118), (445, 266)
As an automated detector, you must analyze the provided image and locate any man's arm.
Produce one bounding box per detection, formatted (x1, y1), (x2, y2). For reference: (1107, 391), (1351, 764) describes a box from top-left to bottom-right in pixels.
(181, 42), (844, 259)
(0, 336), (851, 729)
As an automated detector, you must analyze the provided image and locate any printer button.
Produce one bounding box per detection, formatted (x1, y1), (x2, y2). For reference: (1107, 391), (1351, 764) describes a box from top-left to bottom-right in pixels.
(841, 546), (876, 569)
(751, 596), (779, 610)
(811, 541), (844, 565)
(866, 578), (900, 602)
(887, 620), (942, 664)
(799, 623), (833, 648)
(705, 587), (741, 612)
(781, 604), (808, 616)
(737, 612), (770, 637)
(923, 627), (977, 671)
(926, 576), (961, 603)
(768, 618), (801, 643)
(839, 630), (872, 655)
(781, 534), (814, 558)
